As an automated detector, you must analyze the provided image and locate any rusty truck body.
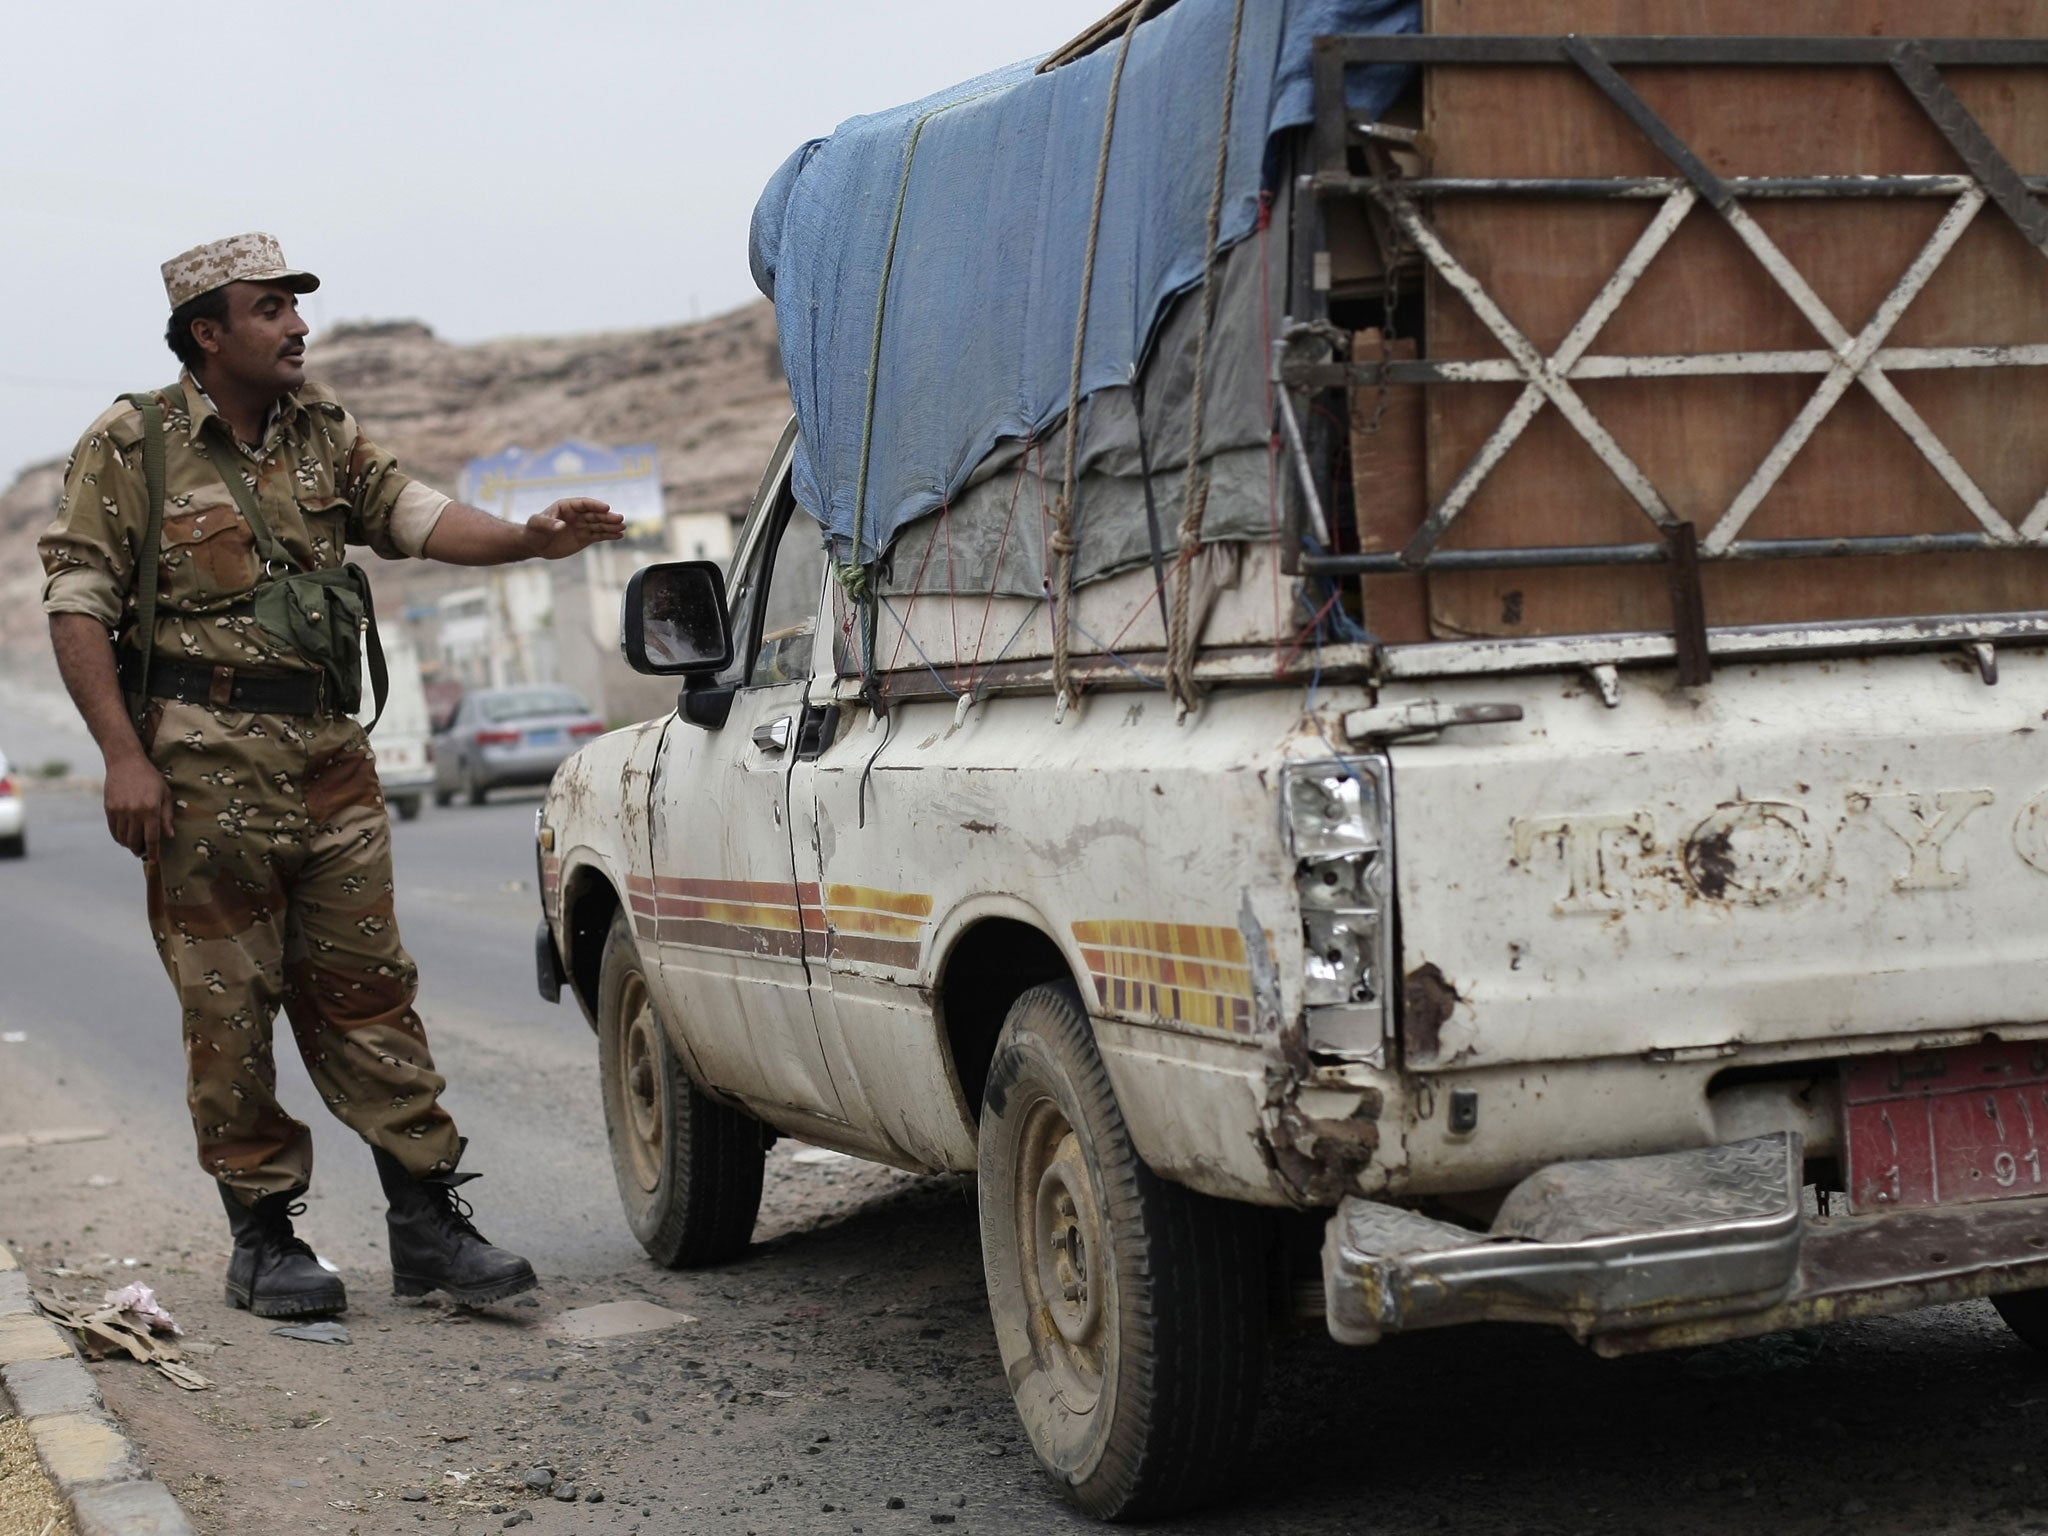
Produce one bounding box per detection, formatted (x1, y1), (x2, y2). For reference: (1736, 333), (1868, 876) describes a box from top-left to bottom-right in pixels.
(535, 2), (2048, 1518)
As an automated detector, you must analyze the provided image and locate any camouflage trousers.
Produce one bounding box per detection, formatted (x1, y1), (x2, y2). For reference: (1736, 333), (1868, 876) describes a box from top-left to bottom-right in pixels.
(141, 699), (462, 1202)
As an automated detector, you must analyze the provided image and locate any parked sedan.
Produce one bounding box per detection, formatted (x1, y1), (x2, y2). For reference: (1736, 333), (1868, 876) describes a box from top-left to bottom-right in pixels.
(0, 750), (24, 858)
(433, 686), (605, 806)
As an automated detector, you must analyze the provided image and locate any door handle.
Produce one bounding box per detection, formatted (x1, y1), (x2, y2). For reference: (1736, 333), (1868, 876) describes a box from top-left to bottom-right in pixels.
(752, 716), (793, 754)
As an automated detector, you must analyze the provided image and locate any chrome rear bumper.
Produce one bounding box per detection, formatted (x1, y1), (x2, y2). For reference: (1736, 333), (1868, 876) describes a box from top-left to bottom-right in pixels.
(1326, 1132), (2048, 1354)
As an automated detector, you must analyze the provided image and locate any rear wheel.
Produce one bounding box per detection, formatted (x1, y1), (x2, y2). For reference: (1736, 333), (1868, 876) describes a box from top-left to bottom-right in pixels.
(432, 785), (453, 808)
(1994, 1290), (2048, 1350)
(596, 910), (764, 1266)
(465, 763), (487, 806)
(0, 833), (22, 859)
(391, 795), (422, 822)
(978, 983), (1268, 1520)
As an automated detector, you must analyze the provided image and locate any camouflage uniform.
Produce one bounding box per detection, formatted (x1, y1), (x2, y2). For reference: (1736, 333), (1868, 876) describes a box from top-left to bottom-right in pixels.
(39, 376), (462, 1200)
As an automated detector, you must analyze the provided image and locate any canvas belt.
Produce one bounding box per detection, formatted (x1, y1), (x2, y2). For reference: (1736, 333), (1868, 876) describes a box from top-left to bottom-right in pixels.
(118, 651), (326, 717)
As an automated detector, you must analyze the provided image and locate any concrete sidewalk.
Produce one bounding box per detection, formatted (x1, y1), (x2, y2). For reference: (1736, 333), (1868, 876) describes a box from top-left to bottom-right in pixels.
(0, 1243), (191, 1536)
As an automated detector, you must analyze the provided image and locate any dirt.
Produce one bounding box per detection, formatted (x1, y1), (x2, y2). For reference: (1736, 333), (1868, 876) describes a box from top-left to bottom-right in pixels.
(15, 1112), (2048, 1536)
(0, 1414), (74, 1536)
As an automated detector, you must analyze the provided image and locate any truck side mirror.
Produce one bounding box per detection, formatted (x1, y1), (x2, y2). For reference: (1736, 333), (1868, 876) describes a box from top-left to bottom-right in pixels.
(622, 562), (733, 677)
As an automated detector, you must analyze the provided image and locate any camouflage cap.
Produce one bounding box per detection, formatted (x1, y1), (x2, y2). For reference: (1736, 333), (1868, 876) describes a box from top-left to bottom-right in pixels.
(160, 232), (320, 311)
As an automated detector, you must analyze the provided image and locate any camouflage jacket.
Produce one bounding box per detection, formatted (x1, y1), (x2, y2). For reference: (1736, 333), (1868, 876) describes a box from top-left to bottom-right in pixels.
(39, 373), (447, 673)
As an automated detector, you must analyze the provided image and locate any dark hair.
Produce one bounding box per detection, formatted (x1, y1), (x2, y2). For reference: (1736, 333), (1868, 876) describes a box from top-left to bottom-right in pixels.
(164, 288), (232, 371)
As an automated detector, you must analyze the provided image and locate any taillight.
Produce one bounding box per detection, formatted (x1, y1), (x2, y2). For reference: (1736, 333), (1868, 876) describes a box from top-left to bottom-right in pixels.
(476, 728), (520, 746)
(569, 722), (605, 738)
(1283, 757), (1393, 1022)
(0, 777), (14, 797)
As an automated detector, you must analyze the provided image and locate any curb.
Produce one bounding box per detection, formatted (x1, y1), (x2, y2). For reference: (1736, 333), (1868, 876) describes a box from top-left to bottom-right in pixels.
(0, 1244), (194, 1536)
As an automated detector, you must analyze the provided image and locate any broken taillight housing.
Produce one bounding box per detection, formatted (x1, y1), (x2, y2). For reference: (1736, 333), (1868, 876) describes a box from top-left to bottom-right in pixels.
(1282, 759), (1393, 1023)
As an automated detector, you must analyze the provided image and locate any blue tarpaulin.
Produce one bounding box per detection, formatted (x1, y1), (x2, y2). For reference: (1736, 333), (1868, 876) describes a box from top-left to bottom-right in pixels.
(749, 0), (1419, 564)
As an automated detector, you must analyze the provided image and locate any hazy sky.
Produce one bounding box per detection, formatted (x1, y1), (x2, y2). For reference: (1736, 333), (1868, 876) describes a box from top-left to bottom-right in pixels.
(2, 0), (1115, 482)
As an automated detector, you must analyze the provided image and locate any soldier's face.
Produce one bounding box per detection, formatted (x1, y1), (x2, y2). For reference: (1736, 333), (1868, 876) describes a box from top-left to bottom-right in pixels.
(204, 281), (310, 396)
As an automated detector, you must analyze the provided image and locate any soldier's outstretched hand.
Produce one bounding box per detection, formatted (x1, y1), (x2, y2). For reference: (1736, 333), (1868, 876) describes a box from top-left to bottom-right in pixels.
(527, 498), (626, 559)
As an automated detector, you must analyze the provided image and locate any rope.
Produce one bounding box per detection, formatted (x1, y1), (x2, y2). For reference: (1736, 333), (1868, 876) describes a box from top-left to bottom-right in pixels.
(1051, 0), (1154, 719)
(1165, 0), (1249, 713)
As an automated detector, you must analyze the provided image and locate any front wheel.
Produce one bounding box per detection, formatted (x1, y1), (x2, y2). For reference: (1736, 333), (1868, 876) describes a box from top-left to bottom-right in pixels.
(464, 763), (487, 806)
(0, 833), (23, 859)
(391, 795), (422, 822)
(596, 910), (764, 1266)
(978, 983), (1268, 1520)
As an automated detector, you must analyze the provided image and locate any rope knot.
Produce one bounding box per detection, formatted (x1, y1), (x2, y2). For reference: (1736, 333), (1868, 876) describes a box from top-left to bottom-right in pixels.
(1049, 530), (1076, 558)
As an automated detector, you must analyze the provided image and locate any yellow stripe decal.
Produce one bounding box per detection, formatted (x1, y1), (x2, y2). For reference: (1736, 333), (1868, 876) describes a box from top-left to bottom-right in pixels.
(1072, 919), (1254, 1034)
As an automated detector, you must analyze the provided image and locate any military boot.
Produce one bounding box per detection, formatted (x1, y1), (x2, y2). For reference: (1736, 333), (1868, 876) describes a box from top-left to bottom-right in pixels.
(372, 1147), (537, 1305)
(219, 1183), (347, 1317)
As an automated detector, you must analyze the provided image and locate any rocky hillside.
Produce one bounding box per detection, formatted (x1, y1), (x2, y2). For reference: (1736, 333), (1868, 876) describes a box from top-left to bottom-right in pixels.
(0, 301), (793, 677)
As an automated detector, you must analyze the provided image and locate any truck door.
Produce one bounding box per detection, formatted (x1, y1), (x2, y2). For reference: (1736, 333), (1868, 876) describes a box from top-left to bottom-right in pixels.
(645, 468), (845, 1124)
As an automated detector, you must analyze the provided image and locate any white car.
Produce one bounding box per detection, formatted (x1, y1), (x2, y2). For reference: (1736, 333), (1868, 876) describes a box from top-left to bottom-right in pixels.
(356, 629), (435, 821)
(0, 750), (24, 859)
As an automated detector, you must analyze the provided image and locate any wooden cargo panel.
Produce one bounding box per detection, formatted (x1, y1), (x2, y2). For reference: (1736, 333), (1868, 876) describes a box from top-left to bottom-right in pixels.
(1403, 0), (2048, 640)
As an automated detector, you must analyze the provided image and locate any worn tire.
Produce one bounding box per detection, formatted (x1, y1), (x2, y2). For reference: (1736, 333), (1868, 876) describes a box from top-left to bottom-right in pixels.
(596, 910), (764, 1267)
(1994, 1290), (2048, 1350)
(978, 983), (1268, 1520)
(392, 795), (422, 822)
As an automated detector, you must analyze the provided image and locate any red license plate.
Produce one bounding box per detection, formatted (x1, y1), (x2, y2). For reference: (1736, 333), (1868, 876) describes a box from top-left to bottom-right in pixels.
(1845, 1041), (2048, 1212)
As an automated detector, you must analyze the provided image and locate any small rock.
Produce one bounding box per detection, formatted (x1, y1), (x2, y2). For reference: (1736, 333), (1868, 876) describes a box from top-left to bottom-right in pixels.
(984, 1445), (1006, 1458)
(931, 1517), (956, 1526)
(813, 1432), (831, 1444)
(587, 1489), (604, 1502)
(886, 1497), (906, 1510)
(554, 1484), (579, 1502)
(401, 1490), (428, 1502)
(952, 1495), (967, 1508)
(523, 1468), (555, 1491)
(822, 1504), (836, 1513)
(503, 1513), (533, 1530)
(631, 1407), (651, 1424)
(490, 1506), (507, 1515)
(286, 1480), (308, 1489)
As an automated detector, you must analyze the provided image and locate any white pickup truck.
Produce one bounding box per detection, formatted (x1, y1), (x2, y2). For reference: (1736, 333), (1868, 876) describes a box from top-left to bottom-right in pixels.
(537, 8), (2048, 1521)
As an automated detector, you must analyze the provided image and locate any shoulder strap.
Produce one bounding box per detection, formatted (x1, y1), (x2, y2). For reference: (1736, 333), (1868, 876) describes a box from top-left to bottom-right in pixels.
(120, 391), (167, 728)
(351, 566), (390, 734)
(199, 422), (296, 573)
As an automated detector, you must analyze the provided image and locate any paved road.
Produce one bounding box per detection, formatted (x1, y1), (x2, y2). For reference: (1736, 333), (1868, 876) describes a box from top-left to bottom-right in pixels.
(7, 717), (2048, 1536)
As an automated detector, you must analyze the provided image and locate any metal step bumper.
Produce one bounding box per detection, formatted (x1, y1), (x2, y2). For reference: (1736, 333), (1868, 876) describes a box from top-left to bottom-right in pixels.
(1325, 1131), (2048, 1353)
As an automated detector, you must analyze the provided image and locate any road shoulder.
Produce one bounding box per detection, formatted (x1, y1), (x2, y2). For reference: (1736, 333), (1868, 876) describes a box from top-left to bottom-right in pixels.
(0, 1243), (191, 1536)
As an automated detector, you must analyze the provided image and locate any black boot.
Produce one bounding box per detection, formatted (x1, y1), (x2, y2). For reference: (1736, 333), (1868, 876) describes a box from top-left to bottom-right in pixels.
(373, 1148), (537, 1305)
(219, 1183), (347, 1318)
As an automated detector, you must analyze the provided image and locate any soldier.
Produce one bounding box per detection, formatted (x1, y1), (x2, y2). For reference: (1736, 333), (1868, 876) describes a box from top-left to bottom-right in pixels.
(40, 233), (626, 1318)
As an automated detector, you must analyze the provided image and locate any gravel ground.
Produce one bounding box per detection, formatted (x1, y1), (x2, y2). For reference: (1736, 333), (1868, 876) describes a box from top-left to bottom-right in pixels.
(0, 1415), (74, 1536)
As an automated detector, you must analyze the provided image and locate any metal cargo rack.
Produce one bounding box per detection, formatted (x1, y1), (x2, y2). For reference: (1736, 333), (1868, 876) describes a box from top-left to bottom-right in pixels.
(1278, 33), (2048, 682)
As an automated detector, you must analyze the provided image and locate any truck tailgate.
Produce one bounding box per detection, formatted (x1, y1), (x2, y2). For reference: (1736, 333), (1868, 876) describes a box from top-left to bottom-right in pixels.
(1389, 652), (2048, 1071)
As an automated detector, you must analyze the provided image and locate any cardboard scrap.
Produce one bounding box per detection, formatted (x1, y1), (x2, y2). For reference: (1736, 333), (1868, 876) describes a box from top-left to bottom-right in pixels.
(33, 1289), (211, 1391)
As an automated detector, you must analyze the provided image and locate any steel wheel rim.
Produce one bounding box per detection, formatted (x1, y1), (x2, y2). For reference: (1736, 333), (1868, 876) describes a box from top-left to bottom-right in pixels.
(1014, 1094), (1107, 1414)
(617, 971), (665, 1193)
